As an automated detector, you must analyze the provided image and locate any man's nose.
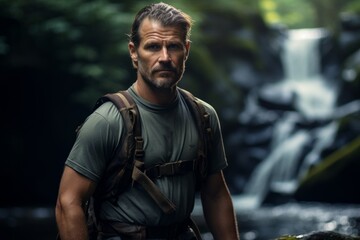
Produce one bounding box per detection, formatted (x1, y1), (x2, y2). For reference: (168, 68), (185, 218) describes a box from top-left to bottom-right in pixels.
(159, 46), (171, 62)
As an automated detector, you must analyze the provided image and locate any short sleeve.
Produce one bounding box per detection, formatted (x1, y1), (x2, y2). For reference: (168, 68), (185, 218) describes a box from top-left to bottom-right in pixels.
(65, 102), (123, 182)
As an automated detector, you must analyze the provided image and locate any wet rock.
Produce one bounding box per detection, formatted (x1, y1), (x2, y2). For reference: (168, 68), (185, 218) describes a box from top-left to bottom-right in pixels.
(276, 231), (360, 240)
(257, 83), (296, 112)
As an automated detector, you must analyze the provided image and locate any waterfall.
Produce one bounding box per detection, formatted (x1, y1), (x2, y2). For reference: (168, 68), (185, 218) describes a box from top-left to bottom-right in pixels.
(280, 28), (337, 119)
(283, 29), (323, 80)
(234, 29), (339, 209)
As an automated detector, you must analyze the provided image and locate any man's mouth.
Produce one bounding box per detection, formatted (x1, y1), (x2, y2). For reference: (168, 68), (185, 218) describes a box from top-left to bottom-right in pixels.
(156, 69), (175, 73)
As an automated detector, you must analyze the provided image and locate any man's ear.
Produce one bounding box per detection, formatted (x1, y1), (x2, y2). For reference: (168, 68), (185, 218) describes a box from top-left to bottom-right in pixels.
(128, 42), (138, 68)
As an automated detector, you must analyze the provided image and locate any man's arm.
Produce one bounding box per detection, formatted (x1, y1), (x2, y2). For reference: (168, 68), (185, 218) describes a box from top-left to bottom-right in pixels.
(55, 166), (97, 240)
(201, 170), (240, 240)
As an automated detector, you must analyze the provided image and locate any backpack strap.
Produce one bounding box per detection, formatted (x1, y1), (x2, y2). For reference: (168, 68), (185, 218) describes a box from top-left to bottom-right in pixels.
(132, 161), (176, 213)
(93, 91), (142, 201)
(144, 159), (195, 179)
(178, 88), (212, 185)
(138, 88), (211, 188)
(94, 90), (176, 214)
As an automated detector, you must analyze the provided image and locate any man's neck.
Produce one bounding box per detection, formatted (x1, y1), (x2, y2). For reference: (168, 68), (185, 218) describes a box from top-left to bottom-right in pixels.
(134, 81), (177, 106)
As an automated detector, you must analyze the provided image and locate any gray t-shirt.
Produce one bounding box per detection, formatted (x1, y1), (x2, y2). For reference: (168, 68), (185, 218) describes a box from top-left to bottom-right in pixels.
(66, 85), (228, 226)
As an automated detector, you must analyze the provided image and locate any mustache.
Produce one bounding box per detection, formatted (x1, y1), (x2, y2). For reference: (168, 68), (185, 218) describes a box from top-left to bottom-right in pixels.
(153, 66), (176, 72)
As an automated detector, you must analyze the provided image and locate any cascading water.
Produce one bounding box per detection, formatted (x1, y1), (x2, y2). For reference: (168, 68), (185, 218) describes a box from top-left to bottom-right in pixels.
(234, 28), (340, 209)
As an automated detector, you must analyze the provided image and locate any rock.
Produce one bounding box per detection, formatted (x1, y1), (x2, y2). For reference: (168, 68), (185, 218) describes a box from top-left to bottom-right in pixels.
(276, 231), (360, 240)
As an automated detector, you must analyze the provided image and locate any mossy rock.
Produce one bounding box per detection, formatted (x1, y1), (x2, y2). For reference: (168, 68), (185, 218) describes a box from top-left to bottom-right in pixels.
(275, 231), (360, 240)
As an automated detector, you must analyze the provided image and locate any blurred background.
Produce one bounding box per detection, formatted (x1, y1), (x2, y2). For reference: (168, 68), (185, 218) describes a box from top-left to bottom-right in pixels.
(1, 0), (359, 239)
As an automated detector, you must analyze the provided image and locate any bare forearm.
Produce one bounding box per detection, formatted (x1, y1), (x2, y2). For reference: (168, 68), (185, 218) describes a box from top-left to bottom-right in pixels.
(201, 171), (239, 240)
(202, 192), (239, 240)
(55, 167), (96, 240)
(56, 202), (88, 240)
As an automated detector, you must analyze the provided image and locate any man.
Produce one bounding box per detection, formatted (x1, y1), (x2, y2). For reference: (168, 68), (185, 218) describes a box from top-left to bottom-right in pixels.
(55, 2), (239, 240)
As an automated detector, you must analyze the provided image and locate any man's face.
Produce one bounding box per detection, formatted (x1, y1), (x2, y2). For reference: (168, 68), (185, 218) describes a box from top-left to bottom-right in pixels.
(129, 18), (190, 89)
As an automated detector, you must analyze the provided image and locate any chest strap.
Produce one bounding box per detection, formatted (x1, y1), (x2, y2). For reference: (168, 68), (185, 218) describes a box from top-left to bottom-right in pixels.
(132, 160), (177, 214)
(144, 160), (195, 179)
(131, 160), (196, 214)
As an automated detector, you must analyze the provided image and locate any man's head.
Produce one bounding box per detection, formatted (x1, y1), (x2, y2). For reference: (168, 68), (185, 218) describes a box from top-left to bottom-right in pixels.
(129, 2), (193, 47)
(128, 3), (193, 90)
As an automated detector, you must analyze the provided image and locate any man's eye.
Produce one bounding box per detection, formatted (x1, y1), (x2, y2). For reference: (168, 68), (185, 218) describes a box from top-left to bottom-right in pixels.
(168, 44), (182, 51)
(147, 45), (161, 51)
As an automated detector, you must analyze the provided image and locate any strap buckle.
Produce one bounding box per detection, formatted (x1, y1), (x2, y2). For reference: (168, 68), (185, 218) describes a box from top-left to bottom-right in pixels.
(145, 160), (194, 179)
(134, 136), (144, 159)
(145, 165), (161, 179)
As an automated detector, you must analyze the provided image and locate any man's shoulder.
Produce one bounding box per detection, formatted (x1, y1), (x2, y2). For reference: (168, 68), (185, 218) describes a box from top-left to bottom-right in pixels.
(94, 101), (119, 116)
(90, 101), (123, 128)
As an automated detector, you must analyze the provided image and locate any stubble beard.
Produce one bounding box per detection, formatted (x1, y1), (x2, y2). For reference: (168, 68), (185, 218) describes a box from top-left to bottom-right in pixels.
(140, 66), (185, 90)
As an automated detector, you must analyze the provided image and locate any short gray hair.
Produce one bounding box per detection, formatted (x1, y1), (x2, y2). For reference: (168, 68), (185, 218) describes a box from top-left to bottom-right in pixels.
(128, 2), (193, 47)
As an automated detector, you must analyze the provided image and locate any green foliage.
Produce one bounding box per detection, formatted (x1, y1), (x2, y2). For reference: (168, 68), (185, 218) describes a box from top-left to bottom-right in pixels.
(343, 0), (360, 14)
(260, 0), (316, 28)
(259, 0), (360, 30)
(0, 0), (254, 107)
(0, 0), (135, 106)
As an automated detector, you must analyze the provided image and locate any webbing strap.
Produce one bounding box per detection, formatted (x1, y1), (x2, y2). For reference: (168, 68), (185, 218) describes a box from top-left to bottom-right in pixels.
(132, 161), (176, 214)
(94, 91), (141, 201)
(114, 92), (132, 108)
(179, 88), (210, 178)
(109, 91), (176, 214)
(145, 160), (195, 179)
(113, 92), (142, 139)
